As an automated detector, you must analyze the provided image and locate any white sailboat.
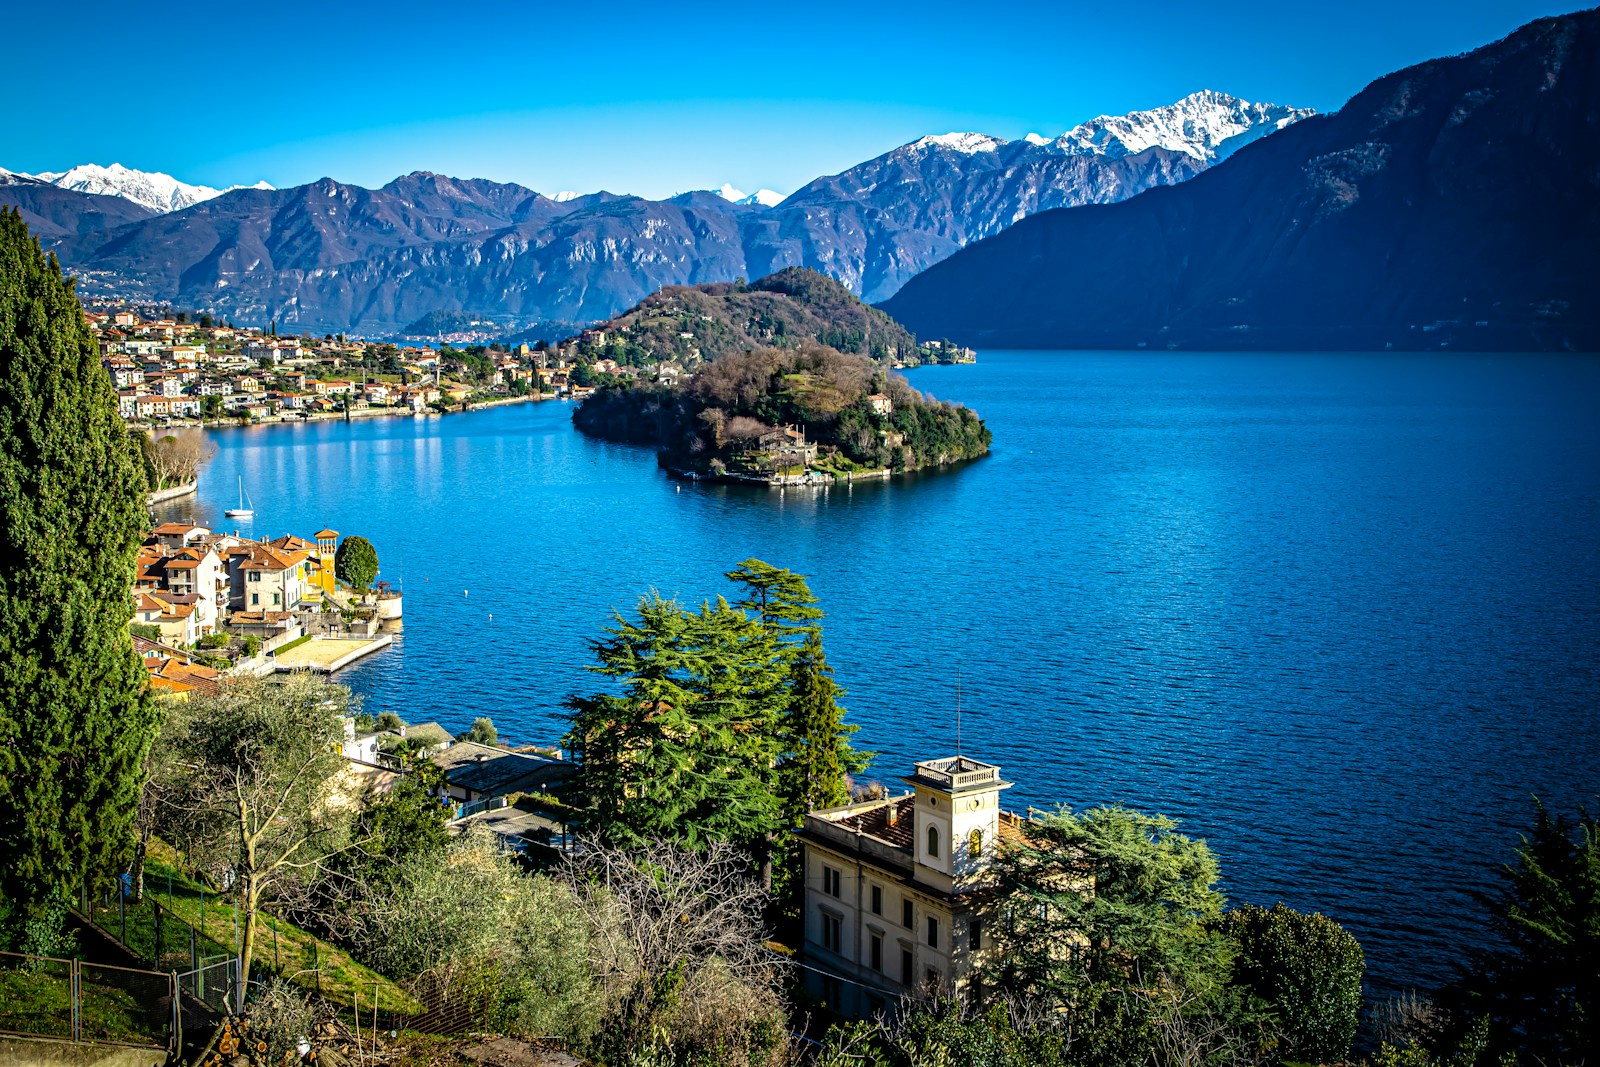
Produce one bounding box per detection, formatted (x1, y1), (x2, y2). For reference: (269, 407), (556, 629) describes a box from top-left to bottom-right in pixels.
(225, 476), (254, 519)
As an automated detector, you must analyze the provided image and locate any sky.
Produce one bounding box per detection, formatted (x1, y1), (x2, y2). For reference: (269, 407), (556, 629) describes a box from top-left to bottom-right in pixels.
(5, 0), (1581, 200)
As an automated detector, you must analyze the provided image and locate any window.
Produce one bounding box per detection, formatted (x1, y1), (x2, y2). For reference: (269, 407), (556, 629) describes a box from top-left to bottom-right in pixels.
(927, 916), (939, 949)
(902, 899), (914, 928)
(926, 968), (942, 993)
(870, 933), (883, 972)
(249, 571), (261, 581)
(970, 918), (984, 950)
(900, 947), (913, 986)
(823, 865), (841, 898)
(870, 885), (882, 915)
(251, 593), (259, 606)
(969, 828), (983, 856)
(272, 593), (280, 605)
(821, 912), (841, 953)
(927, 825), (940, 858)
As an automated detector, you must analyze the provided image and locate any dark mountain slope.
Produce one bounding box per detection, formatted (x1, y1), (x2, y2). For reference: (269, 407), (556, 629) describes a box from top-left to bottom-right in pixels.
(569, 267), (923, 367)
(0, 176), (155, 239)
(881, 10), (1600, 352)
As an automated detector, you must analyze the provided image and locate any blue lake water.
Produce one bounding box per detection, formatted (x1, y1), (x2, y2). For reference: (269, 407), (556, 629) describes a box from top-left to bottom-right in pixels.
(158, 350), (1600, 997)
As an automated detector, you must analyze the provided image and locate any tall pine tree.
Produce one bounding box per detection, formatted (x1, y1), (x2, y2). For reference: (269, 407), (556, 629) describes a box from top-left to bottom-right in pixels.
(564, 594), (786, 857)
(726, 558), (868, 813)
(0, 209), (157, 930)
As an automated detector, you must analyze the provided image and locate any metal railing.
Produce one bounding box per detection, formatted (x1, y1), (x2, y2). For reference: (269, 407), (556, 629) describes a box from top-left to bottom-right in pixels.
(0, 950), (174, 1050)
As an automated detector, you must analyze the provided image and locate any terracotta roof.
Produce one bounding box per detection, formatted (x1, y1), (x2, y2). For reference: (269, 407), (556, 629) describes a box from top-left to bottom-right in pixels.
(314, 529), (339, 539)
(152, 522), (203, 535)
(837, 796), (917, 849)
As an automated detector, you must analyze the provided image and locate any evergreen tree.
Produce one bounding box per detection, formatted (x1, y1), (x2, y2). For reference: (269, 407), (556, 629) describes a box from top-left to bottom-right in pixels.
(564, 594), (786, 857)
(726, 558), (822, 653)
(782, 629), (850, 821)
(726, 558), (868, 792)
(334, 534), (379, 588)
(1435, 800), (1599, 1064)
(988, 805), (1231, 1010)
(0, 209), (157, 929)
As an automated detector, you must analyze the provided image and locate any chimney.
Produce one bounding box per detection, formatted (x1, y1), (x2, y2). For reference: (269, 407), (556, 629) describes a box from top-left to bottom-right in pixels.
(885, 801), (899, 826)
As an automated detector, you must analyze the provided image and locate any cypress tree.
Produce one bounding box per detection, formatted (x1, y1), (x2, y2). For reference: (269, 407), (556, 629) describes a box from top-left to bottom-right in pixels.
(0, 209), (157, 928)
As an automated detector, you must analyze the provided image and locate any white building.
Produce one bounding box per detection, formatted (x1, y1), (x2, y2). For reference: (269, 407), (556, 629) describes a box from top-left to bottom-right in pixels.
(798, 756), (1019, 1018)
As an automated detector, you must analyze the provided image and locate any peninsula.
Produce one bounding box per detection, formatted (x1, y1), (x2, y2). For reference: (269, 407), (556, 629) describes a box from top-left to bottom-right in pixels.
(572, 342), (990, 485)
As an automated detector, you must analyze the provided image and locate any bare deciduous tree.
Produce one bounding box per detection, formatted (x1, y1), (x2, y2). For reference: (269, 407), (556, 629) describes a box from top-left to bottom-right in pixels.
(142, 429), (215, 488)
(561, 838), (787, 1066)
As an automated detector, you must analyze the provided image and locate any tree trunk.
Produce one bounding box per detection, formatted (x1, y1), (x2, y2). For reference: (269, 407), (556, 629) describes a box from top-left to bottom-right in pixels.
(130, 832), (147, 904)
(238, 875), (258, 989)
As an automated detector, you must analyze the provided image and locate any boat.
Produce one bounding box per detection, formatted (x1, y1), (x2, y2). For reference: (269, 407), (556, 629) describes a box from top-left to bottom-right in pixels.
(224, 476), (254, 519)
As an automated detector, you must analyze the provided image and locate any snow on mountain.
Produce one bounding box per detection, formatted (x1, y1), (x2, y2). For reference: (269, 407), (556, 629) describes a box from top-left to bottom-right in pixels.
(715, 184), (785, 207)
(740, 189), (785, 207)
(908, 132), (1006, 154)
(551, 190), (585, 202)
(1051, 90), (1315, 162)
(16, 162), (273, 213)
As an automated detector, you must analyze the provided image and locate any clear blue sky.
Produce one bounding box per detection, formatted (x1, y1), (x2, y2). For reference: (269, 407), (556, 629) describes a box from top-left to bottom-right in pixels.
(6, 0), (1581, 199)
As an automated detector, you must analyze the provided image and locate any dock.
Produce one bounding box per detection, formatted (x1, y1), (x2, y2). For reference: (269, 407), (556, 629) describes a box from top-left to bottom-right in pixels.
(270, 634), (392, 673)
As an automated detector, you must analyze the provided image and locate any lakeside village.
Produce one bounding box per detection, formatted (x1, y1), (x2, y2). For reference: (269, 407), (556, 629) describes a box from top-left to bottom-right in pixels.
(89, 298), (977, 432)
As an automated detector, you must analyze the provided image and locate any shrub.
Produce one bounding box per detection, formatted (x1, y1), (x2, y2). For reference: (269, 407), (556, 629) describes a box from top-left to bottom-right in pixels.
(1217, 903), (1364, 1063)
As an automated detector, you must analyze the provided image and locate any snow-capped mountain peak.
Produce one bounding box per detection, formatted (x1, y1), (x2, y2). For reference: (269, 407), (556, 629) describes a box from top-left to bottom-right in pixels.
(550, 190), (585, 202)
(12, 162), (273, 213)
(715, 184), (786, 207)
(1050, 90), (1315, 163)
(908, 132), (1005, 155)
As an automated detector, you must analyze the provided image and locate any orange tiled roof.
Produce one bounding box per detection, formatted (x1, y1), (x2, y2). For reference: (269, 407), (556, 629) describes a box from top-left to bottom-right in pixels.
(837, 796), (917, 849)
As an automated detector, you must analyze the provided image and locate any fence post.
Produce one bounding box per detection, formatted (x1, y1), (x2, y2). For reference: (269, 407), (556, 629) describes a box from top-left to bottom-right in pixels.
(170, 971), (181, 1058)
(191, 924), (198, 974)
(154, 899), (162, 963)
(70, 959), (81, 1043)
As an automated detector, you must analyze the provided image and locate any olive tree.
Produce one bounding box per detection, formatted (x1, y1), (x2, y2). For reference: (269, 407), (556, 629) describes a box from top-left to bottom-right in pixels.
(153, 674), (358, 983)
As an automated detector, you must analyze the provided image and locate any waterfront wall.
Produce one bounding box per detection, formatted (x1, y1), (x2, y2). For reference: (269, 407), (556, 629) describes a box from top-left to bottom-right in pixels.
(145, 480), (197, 505)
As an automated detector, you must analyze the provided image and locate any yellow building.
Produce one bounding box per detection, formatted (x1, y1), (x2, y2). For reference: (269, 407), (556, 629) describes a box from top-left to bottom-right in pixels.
(312, 528), (339, 594)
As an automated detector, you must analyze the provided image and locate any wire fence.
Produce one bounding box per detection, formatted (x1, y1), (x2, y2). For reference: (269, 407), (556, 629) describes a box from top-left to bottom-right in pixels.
(80, 875), (241, 993)
(0, 950), (175, 1049)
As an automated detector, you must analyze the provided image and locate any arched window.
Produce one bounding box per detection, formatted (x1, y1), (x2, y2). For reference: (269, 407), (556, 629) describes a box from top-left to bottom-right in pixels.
(927, 825), (940, 858)
(969, 828), (983, 856)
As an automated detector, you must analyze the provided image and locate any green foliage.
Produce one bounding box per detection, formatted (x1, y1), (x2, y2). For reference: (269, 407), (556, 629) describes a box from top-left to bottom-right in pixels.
(1218, 903), (1364, 1062)
(564, 593), (785, 856)
(988, 805), (1230, 1009)
(0, 208), (158, 926)
(375, 710), (404, 732)
(130, 622), (162, 641)
(242, 634), (260, 657)
(358, 826), (602, 1042)
(1432, 799), (1598, 1064)
(150, 674), (356, 981)
(573, 344), (990, 477)
(334, 534), (379, 588)
(459, 716), (498, 745)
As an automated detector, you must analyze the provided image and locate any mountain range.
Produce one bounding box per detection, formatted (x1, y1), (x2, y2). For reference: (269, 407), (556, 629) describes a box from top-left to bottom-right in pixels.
(1, 163), (272, 214)
(0, 92), (1309, 336)
(882, 10), (1600, 352)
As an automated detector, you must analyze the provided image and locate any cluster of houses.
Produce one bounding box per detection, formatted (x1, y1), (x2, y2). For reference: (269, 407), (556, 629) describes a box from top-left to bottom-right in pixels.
(132, 522), (351, 684)
(88, 305), (611, 426)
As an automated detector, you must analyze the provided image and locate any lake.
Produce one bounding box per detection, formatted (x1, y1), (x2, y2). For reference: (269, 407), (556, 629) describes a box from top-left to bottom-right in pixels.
(156, 350), (1600, 998)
